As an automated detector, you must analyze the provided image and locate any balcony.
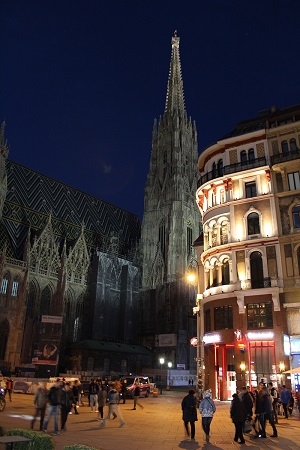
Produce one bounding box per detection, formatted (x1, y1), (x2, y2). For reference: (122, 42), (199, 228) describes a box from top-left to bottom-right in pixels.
(197, 156), (267, 188)
(271, 149), (300, 165)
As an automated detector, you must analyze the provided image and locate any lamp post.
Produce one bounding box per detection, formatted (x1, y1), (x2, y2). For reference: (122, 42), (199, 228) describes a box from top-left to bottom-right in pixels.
(188, 260), (204, 399)
(167, 362), (172, 390)
(159, 358), (165, 394)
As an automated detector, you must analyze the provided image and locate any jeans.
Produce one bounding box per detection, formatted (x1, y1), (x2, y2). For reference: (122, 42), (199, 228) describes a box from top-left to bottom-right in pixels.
(202, 417), (213, 436)
(43, 404), (60, 433)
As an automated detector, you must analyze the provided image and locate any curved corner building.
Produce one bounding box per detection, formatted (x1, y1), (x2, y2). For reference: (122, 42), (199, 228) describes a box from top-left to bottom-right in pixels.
(195, 104), (300, 400)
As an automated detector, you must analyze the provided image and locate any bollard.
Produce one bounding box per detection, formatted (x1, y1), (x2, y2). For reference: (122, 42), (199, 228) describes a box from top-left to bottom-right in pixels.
(153, 387), (159, 397)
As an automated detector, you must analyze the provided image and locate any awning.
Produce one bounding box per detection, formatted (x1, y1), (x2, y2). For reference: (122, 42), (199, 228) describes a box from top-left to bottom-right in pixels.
(283, 367), (300, 374)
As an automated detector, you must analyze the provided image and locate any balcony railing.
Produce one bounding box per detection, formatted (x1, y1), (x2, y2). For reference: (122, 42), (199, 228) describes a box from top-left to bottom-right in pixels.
(270, 149), (300, 165)
(197, 156), (267, 188)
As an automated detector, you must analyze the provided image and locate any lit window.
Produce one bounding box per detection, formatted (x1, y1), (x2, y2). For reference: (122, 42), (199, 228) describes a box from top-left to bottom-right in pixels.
(0, 278), (8, 294)
(247, 302), (273, 329)
(288, 172), (300, 191)
(11, 280), (18, 297)
(292, 205), (300, 228)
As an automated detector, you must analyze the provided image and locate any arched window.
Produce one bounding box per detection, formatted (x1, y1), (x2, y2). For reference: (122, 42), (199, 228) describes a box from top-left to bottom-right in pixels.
(0, 319), (9, 360)
(159, 220), (166, 258)
(248, 212), (260, 235)
(217, 159), (223, 177)
(11, 278), (19, 297)
(290, 138), (297, 152)
(0, 274), (9, 295)
(212, 261), (218, 287)
(212, 162), (216, 177)
(250, 251), (264, 289)
(40, 286), (52, 315)
(248, 148), (255, 162)
(282, 140), (289, 154)
(241, 150), (247, 165)
(222, 259), (230, 285)
(292, 205), (300, 228)
(220, 220), (228, 245)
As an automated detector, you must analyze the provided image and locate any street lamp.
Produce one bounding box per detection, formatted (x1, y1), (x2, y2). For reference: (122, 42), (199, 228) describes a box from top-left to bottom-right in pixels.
(187, 258), (204, 399)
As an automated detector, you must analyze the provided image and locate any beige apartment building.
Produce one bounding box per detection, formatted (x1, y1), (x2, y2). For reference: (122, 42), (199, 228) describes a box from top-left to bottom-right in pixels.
(195, 104), (300, 400)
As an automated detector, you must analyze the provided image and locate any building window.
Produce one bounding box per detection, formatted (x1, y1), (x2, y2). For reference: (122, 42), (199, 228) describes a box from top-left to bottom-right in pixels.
(245, 181), (257, 198)
(159, 220), (166, 258)
(290, 138), (297, 151)
(0, 278), (8, 294)
(288, 172), (300, 191)
(205, 309), (211, 333)
(247, 302), (273, 329)
(292, 205), (300, 228)
(282, 140), (289, 154)
(248, 212), (260, 235)
(248, 148), (255, 162)
(222, 259), (230, 285)
(212, 162), (216, 177)
(250, 251), (264, 288)
(220, 220), (228, 244)
(11, 280), (19, 297)
(187, 225), (193, 256)
(241, 150), (247, 165)
(214, 305), (233, 330)
(217, 159), (223, 177)
(220, 189), (225, 204)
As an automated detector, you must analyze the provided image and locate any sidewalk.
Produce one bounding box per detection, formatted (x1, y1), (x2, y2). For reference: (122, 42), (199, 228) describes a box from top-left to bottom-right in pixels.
(1, 390), (300, 449)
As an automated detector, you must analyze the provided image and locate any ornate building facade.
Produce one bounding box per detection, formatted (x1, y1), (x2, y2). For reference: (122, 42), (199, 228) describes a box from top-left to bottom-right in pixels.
(195, 104), (300, 399)
(0, 123), (152, 377)
(139, 33), (201, 371)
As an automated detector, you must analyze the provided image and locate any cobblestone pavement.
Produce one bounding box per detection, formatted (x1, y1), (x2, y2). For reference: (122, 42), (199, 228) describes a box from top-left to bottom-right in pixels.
(1, 390), (300, 449)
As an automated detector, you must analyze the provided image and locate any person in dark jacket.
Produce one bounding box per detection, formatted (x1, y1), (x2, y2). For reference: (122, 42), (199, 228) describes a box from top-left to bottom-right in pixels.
(280, 385), (292, 419)
(61, 382), (75, 431)
(71, 380), (80, 414)
(181, 389), (198, 441)
(43, 379), (63, 435)
(239, 386), (253, 420)
(261, 386), (277, 437)
(230, 393), (246, 444)
(131, 382), (143, 410)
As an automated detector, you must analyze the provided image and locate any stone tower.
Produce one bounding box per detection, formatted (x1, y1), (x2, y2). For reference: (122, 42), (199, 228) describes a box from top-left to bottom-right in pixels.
(142, 32), (200, 288)
(140, 32), (201, 370)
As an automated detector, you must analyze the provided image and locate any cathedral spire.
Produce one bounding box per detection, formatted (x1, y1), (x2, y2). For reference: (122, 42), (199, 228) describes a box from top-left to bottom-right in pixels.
(164, 31), (185, 116)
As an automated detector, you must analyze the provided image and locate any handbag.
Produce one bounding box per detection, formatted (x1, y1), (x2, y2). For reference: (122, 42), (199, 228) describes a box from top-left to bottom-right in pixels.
(243, 419), (252, 434)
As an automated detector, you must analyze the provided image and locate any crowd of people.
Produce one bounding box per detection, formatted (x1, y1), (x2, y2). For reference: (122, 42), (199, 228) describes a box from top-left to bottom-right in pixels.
(28, 377), (138, 435)
(181, 381), (299, 444)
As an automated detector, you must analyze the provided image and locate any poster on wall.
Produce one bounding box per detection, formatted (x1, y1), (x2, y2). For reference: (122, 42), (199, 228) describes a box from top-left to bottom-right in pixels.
(32, 315), (62, 365)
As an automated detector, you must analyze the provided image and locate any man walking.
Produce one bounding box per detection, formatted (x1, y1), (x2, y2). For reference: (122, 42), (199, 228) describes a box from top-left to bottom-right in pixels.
(43, 379), (63, 435)
(280, 385), (291, 419)
(100, 383), (125, 428)
(131, 381), (144, 410)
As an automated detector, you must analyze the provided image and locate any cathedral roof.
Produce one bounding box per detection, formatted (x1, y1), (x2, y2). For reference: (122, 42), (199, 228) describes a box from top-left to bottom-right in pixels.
(2, 160), (141, 260)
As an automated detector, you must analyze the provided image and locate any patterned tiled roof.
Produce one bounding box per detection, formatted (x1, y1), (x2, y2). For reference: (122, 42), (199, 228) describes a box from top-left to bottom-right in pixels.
(2, 160), (141, 260)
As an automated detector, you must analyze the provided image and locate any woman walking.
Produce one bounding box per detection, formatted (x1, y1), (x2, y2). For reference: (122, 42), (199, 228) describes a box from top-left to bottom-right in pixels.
(181, 389), (198, 441)
(199, 390), (216, 443)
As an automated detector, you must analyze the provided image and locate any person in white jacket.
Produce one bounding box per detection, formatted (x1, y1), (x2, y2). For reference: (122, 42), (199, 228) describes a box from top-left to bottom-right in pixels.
(199, 390), (216, 443)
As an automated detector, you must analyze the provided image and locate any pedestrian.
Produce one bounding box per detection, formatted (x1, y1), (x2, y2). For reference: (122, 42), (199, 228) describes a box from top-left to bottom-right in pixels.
(71, 380), (80, 414)
(199, 389), (216, 444)
(97, 384), (107, 420)
(253, 382), (266, 438)
(43, 379), (63, 435)
(100, 383), (125, 428)
(120, 379), (127, 404)
(230, 393), (246, 444)
(31, 382), (48, 431)
(296, 390), (300, 414)
(89, 378), (99, 412)
(239, 386), (253, 421)
(131, 381), (144, 410)
(77, 380), (84, 406)
(6, 378), (13, 402)
(280, 385), (291, 419)
(60, 382), (75, 431)
(181, 388), (198, 441)
(261, 386), (277, 437)
(268, 382), (279, 423)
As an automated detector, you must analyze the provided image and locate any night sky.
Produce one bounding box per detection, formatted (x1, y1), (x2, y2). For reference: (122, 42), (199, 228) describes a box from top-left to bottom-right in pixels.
(1, 1), (300, 220)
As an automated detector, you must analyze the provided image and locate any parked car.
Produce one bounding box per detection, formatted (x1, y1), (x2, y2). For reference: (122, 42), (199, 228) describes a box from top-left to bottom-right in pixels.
(120, 376), (153, 398)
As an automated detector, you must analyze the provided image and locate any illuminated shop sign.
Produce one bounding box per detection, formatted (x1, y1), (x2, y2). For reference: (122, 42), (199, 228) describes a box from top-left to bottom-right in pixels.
(203, 334), (221, 344)
(290, 338), (300, 354)
(283, 334), (291, 356)
(247, 331), (274, 340)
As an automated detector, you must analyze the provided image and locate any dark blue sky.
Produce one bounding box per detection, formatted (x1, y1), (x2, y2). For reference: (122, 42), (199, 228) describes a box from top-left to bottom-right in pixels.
(1, 1), (300, 220)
